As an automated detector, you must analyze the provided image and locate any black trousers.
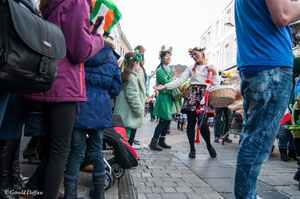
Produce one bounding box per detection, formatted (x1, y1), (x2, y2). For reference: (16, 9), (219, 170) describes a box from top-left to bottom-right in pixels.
(186, 111), (212, 152)
(153, 119), (171, 140)
(26, 102), (76, 199)
(128, 129), (137, 145)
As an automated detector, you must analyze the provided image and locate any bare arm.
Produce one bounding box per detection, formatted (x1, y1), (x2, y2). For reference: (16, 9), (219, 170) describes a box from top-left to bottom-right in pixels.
(265, 0), (300, 27)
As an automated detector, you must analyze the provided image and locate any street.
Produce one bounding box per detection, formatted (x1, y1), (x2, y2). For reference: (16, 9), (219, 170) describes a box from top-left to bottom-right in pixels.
(20, 115), (300, 199)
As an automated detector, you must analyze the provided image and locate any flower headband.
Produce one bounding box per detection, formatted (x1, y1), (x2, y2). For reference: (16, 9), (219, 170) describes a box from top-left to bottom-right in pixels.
(188, 47), (206, 57)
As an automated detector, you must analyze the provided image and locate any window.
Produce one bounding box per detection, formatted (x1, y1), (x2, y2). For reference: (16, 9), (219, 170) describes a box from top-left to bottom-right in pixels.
(215, 21), (219, 39)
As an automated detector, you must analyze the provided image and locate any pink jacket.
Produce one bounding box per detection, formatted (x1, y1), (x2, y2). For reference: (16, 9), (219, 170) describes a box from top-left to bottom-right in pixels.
(22, 0), (104, 102)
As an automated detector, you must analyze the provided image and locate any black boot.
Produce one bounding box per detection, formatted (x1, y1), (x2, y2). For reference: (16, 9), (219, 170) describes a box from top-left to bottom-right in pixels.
(149, 138), (163, 151)
(294, 157), (300, 182)
(158, 136), (171, 149)
(207, 145), (217, 158)
(0, 140), (18, 199)
(89, 173), (105, 199)
(280, 149), (291, 162)
(288, 149), (297, 160)
(11, 140), (24, 191)
(189, 151), (196, 159)
(64, 177), (84, 199)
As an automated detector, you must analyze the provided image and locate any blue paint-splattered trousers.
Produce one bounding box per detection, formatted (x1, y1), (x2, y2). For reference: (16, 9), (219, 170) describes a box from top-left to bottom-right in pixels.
(234, 67), (293, 199)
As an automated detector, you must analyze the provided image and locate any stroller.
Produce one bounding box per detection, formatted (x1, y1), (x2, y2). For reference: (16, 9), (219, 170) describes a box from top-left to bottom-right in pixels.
(102, 115), (139, 190)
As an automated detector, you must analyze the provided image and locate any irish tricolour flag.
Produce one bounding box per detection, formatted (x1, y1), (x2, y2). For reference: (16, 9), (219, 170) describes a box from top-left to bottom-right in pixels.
(90, 0), (122, 34)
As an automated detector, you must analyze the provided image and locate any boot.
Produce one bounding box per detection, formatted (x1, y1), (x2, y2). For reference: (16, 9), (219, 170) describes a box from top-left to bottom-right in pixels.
(149, 138), (163, 151)
(0, 140), (18, 199)
(288, 149), (297, 160)
(280, 149), (291, 162)
(64, 177), (84, 199)
(189, 151), (196, 159)
(207, 145), (217, 158)
(89, 173), (105, 199)
(294, 157), (300, 182)
(158, 136), (171, 149)
(11, 140), (25, 191)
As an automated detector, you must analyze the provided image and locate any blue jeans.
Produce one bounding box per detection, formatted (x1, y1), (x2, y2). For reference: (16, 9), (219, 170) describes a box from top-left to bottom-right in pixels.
(0, 92), (9, 127)
(234, 67), (293, 199)
(65, 128), (105, 180)
(0, 94), (25, 140)
(278, 125), (294, 150)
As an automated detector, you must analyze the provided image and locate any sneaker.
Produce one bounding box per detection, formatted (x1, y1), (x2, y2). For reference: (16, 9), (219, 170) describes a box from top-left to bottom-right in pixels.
(132, 143), (141, 150)
(133, 139), (140, 145)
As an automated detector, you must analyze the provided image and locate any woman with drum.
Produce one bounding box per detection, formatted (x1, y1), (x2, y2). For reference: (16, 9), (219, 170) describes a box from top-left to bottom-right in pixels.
(155, 47), (220, 158)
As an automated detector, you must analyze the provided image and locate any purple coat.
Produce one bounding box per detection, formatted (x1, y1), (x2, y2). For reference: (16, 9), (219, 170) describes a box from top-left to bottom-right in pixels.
(22, 0), (104, 102)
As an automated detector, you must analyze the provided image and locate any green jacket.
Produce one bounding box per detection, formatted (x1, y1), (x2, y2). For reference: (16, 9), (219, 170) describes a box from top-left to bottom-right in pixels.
(114, 72), (145, 129)
(153, 67), (176, 120)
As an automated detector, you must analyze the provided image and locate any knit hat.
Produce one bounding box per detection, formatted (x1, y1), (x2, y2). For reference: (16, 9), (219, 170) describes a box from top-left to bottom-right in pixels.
(90, 0), (122, 36)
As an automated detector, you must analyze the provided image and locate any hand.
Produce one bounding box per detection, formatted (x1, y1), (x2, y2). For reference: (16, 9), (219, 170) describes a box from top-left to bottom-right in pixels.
(154, 85), (167, 90)
(97, 21), (105, 35)
(206, 65), (217, 76)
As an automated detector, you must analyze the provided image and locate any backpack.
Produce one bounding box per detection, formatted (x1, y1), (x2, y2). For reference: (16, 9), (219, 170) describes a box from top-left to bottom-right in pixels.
(103, 127), (139, 169)
(0, 0), (66, 93)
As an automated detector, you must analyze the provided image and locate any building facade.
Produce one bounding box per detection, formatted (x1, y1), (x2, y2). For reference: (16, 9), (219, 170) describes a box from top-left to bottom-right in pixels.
(109, 23), (133, 57)
(200, 0), (236, 73)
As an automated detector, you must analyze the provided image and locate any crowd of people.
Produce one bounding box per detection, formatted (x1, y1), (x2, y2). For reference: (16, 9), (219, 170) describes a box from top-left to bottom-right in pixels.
(1, 0), (300, 199)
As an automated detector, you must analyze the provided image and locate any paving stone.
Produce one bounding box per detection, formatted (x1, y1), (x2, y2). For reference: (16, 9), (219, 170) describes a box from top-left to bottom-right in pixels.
(146, 193), (162, 199)
(135, 182), (146, 188)
(160, 193), (188, 199)
(144, 182), (155, 188)
(186, 193), (223, 199)
(153, 181), (164, 187)
(136, 187), (153, 194)
(168, 173), (184, 178)
(175, 187), (194, 193)
(146, 177), (163, 183)
(162, 182), (177, 187)
(191, 186), (216, 194)
(131, 173), (142, 178)
(137, 194), (147, 199)
(152, 172), (170, 177)
(151, 187), (165, 194)
(202, 193), (224, 199)
(132, 177), (146, 184)
(142, 173), (152, 178)
(163, 177), (184, 183)
(163, 187), (177, 193)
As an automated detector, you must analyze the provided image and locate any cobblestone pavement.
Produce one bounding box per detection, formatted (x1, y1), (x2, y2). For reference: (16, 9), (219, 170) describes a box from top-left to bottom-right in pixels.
(20, 115), (300, 199)
(131, 115), (300, 199)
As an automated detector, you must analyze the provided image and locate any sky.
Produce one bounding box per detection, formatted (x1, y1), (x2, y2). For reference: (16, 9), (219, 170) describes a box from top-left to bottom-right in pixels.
(117, 0), (232, 74)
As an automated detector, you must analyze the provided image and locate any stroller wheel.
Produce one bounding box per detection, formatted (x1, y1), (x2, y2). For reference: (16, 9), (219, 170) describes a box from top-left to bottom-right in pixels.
(104, 170), (113, 190)
(112, 164), (125, 179)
